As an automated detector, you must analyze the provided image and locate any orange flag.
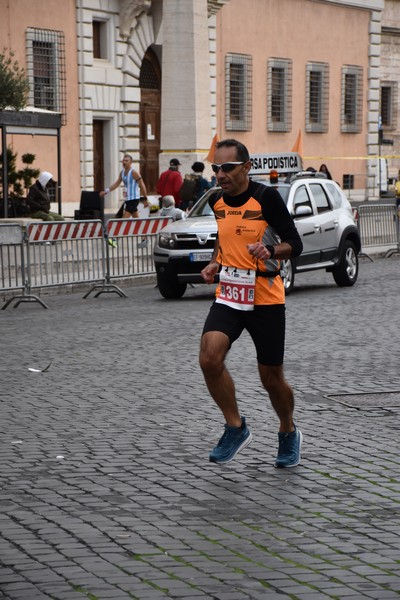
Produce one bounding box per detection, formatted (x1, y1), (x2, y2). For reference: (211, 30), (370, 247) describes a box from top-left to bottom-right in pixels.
(291, 129), (303, 157)
(204, 133), (220, 163)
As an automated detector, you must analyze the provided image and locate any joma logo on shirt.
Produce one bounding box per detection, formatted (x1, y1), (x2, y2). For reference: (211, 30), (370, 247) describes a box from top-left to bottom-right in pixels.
(227, 210), (242, 215)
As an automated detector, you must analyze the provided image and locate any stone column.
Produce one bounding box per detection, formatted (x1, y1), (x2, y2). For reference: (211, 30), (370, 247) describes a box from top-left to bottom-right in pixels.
(160, 0), (213, 173)
(367, 8), (383, 200)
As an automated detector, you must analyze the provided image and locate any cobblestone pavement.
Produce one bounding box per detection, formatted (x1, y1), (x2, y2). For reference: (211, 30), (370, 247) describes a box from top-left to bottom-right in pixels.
(1, 254), (400, 600)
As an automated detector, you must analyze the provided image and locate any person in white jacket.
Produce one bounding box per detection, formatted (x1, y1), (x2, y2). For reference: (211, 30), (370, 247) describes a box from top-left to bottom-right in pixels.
(159, 196), (186, 221)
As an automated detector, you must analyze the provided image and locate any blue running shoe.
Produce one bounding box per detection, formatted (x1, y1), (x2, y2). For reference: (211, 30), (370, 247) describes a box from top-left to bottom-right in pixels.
(209, 417), (252, 464)
(275, 426), (302, 468)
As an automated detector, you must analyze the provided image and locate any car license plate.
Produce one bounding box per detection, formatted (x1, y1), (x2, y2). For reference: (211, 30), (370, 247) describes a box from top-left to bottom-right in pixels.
(189, 252), (212, 262)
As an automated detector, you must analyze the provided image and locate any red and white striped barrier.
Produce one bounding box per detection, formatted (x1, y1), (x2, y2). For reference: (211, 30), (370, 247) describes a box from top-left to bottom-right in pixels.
(107, 217), (172, 238)
(27, 220), (104, 243)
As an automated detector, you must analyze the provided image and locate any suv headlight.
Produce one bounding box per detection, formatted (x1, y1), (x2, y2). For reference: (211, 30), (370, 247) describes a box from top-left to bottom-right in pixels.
(158, 232), (177, 248)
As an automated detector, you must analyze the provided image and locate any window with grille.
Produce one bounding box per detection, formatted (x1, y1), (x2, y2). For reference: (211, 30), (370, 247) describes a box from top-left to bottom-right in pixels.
(381, 86), (391, 126)
(306, 62), (329, 133)
(225, 53), (252, 131)
(380, 83), (397, 129)
(267, 58), (292, 132)
(341, 65), (363, 133)
(26, 28), (66, 124)
(139, 58), (161, 90)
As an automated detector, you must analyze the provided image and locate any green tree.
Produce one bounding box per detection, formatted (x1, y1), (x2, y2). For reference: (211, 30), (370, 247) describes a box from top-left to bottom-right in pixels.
(0, 148), (40, 216)
(0, 148), (40, 195)
(0, 49), (29, 111)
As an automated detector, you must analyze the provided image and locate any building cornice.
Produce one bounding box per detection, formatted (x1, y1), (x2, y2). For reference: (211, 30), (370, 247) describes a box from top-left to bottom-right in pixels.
(382, 26), (400, 37)
(208, 0), (230, 17)
(310, 0), (384, 10)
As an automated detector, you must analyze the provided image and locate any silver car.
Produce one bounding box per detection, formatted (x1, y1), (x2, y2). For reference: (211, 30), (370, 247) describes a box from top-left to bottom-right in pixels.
(153, 173), (361, 298)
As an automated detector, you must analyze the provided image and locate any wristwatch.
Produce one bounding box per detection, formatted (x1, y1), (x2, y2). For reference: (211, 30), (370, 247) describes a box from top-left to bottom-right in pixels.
(265, 244), (275, 258)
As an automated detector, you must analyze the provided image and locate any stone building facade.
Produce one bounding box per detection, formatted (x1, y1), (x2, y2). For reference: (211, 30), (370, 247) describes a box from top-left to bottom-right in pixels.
(1, 0), (397, 214)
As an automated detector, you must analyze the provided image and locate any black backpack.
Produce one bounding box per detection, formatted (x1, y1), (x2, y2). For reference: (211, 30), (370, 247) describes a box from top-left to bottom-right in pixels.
(179, 174), (199, 206)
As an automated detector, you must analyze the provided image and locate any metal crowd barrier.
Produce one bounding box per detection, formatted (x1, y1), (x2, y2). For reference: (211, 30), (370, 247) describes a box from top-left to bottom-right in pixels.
(0, 224), (25, 295)
(26, 220), (105, 291)
(357, 204), (399, 255)
(84, 216), (172, 298)
(0, 223), (48, 309)
(107, 216), (172, 277)
(1, 208), (399, 309)
(1, 217), (172, 309)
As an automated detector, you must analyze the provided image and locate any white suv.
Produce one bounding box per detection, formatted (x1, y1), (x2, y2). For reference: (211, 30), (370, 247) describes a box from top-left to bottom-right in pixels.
(153, 172), (361, 298)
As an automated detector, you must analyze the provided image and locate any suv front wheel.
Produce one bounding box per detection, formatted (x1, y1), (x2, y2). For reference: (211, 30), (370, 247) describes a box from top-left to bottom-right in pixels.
(332, 240), (358, 287)
(157, 272), (187, 299)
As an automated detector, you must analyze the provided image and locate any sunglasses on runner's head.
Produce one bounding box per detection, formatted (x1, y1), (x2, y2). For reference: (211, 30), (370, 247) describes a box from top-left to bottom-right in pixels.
(211, 162), (244, 173)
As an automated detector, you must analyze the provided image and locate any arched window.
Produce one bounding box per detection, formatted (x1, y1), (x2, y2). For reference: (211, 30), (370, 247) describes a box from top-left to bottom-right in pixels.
(139, 50), (161, 90)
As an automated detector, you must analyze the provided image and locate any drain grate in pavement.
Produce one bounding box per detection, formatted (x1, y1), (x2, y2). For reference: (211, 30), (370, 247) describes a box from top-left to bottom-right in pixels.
(326, 391), (400, 411)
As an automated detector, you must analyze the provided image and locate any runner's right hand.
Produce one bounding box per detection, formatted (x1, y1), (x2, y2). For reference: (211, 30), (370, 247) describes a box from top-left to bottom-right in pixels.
(201, 262), (219, 284)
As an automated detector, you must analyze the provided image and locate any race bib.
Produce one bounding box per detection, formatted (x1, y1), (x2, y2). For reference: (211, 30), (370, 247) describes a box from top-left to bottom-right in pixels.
(216, 267), (256, 311)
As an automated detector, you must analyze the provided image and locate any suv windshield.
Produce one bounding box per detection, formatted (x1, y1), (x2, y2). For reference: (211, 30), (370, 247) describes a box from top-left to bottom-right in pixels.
(272, 185), (289, 202)
(251, 179), (290, 203)
(189, 188), (218, 217)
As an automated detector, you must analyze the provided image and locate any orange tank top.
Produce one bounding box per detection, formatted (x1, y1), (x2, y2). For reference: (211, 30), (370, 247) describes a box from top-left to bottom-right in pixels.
(213, 194), (285, 305)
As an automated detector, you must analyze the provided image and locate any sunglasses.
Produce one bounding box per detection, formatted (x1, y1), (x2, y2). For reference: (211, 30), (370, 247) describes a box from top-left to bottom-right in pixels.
(211, 162), (244, 173)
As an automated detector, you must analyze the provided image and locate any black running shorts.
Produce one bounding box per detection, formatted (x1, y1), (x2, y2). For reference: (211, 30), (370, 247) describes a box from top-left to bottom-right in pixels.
(202, 302), (286, 366)
(124, 200), (140, 214)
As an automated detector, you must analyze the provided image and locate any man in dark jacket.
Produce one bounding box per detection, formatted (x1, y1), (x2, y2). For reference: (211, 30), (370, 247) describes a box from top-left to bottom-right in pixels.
(26, 172), (64, 221)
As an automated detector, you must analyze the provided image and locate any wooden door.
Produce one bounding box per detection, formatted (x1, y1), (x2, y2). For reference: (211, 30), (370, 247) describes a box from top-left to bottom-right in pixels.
(139, 50), (161, 194)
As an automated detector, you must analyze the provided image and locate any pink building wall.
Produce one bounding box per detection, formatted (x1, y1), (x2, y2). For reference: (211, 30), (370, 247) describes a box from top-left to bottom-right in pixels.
(217, 0), (371, 188)
(0, 1), (81, 209)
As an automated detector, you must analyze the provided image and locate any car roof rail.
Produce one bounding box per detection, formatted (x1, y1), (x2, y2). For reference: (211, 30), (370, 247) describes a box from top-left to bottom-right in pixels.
(290, 171), (328, 181)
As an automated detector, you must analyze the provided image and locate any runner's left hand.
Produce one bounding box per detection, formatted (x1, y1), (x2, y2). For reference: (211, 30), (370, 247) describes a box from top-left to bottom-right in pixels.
(247, 242), (271, 259)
